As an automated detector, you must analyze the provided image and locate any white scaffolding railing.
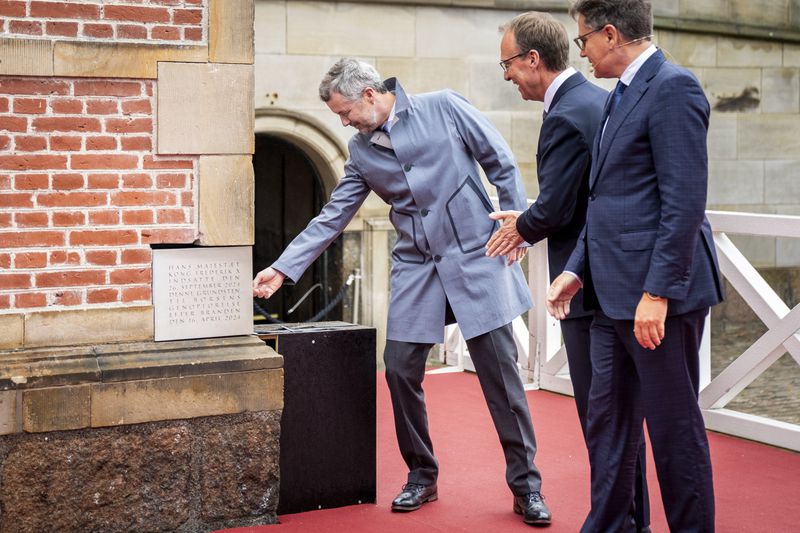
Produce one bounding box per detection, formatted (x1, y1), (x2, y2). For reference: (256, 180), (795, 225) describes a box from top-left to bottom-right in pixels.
(437, 210), (800, 452)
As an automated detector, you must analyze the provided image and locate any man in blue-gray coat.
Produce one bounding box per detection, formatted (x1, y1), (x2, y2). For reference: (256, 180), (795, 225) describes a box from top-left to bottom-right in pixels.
(253, 58), (551, 525)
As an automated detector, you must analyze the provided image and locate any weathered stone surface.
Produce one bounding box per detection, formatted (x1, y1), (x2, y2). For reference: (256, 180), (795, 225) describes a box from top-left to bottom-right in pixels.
(416, 5), (515, 59)
(22, 384), (91, 432)
(707, 160), (764, 205)
(198, 156), (255, 245)
(54, 42), (207, 79)
(158, 62), (254, 155)
(776, 237), (800, 267)
(761, 68), (800, 114)
(0, 314), (23, 351)
(786, 44), (800, 67)
(766, 160), (800, 204)
(255, 53), (338, 110)
(24, 306), (153, 348)
(708, 113), (737, 159)
(375, 57), (470, 95)
(717, 38), (783, 68)
(652, 0), (679, 17)
(738, 114), (800, 159)
(0, 392), (16, 436)
(511, 112), (541, 165)
(679, 0), (729, 19)
(468, 59), (530, 111)
(0, 411), (280, 532)
(210, 0), (254, 64)
(655, 31), (717, 67)
(0, 38), (53, 76)
(729, 0), (791, 27)
(703, 68), (762, 113)
(484, 111), (512, 148)
(255, 0), (287, 55)
(730, 234), (777, 268)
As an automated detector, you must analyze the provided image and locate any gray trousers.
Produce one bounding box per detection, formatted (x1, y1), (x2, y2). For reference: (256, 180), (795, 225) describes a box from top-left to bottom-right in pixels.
(383, 322), (542, 495)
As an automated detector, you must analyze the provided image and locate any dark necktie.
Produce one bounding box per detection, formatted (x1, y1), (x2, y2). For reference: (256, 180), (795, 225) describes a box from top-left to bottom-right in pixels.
(542, 109), (548, 121)
(607, 80), (627, 118)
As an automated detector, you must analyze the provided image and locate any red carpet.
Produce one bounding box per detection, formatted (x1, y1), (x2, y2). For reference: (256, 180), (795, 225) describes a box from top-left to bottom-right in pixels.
(224, 371), (800, 532)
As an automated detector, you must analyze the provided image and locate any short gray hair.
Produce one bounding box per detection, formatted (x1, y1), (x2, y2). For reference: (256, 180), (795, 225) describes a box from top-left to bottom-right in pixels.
(569, 0), (652, 41)
(318, 58), (388, 102)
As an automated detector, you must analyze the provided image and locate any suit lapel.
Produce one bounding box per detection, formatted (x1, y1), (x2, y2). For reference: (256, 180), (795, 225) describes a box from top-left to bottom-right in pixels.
(590, 50), (667, 190)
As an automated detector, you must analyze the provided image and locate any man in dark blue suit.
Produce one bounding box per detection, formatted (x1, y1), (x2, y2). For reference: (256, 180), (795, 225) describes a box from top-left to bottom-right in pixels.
(547, 1), (724, 531)
(487, 11), (650, 530)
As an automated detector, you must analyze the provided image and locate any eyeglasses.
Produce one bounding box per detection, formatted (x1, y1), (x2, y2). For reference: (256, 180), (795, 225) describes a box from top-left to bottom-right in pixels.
(573, 27), (603, 51)
(499, 50), (531, 72)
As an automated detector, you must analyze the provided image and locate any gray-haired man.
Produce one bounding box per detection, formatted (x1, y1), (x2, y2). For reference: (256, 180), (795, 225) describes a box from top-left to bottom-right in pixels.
(253, 58), (552, 525)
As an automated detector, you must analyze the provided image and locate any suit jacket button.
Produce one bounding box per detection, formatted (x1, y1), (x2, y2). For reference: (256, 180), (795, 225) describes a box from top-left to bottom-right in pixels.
(589, 193), (596, 201)
(403, 163), (412, 172)
(433, 255), (442, 263)
(421, 208), (429, 217)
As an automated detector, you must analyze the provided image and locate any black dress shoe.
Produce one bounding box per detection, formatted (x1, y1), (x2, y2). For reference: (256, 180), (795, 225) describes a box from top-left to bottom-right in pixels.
(391, 482), (438, 512)
(513, 491), (552, 526)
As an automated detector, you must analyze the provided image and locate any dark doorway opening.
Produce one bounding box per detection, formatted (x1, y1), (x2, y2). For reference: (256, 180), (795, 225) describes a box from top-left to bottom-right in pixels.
(253, 134), (343, 323)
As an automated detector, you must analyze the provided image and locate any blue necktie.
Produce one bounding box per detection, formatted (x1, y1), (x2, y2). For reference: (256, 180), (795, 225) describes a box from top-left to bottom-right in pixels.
(608, 80), (627, 118)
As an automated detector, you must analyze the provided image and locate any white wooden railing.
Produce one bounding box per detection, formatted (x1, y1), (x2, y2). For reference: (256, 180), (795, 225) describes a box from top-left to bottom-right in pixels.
(434, 210), (800, 452)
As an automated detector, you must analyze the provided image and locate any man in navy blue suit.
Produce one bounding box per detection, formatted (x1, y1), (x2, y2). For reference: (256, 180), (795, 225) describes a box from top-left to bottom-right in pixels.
(487, 11), (650, 530)
(546, 1), (724, 531)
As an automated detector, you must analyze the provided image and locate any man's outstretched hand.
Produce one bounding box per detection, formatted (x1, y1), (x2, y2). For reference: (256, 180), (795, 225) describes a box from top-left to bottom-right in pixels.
(253, 267), (285, 299)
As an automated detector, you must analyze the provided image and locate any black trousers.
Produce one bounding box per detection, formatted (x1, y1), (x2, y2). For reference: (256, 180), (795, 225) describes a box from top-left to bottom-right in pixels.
(580, 309), (714, 533)
(561, 315), (650, 530)
(383, 322), (542, 495)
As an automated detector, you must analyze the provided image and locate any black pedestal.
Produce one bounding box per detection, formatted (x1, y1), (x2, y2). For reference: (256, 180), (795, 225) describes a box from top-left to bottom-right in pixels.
(255, 322), (376, 515)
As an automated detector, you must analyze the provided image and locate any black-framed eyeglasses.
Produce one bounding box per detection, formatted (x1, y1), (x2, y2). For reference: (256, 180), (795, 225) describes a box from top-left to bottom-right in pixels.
(573, 27), (603, 51)
(499, 50), (531, 72)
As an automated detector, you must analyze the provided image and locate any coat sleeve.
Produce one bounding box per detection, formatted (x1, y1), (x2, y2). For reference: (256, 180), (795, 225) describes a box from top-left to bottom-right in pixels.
(644, 72), (710, 299)
(443, 90), (528, 211)
(516, 115), (591, 244)
(272, 152), (371, 283)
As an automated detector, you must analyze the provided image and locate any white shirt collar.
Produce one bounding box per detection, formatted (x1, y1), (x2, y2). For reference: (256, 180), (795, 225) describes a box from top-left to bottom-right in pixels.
(383, 101), (397, 133)
(619, 44), (657, 87)
(543, 66), (577, 113)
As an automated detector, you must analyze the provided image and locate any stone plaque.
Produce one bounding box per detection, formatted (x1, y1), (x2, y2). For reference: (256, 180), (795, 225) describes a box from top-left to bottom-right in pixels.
(153, 247), (253, 341)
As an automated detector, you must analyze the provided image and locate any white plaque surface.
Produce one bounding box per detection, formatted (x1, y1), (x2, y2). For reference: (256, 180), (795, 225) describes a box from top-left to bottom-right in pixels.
(153, 246), (253, 341)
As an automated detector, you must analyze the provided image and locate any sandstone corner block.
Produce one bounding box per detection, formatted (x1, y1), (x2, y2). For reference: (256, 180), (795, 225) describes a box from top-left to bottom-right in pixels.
(24, 307), (154, 348)
(0, 38), (54, 76)
(199, 155), (255, 245)
(0, 314), (24, 350)
(210, 0), (255, 64)
(22, 384), (91, 432)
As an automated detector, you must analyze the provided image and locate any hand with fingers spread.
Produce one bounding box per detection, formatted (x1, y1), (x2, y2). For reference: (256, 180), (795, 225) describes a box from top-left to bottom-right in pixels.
(545, 272), (582, 320)
(486, 211), (525, 259)
(504, 245), (528, 266)
(634, 293), (668, 350)
(253, 267), (285, 299)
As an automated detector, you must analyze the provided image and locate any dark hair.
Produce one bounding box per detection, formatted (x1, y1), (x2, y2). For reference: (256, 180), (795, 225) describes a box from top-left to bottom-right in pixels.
(500, 11), (569, 72)
(569, 0), (652, 41)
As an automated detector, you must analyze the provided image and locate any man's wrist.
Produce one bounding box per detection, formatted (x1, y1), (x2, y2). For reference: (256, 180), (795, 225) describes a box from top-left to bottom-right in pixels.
(644, 291), (665, 301)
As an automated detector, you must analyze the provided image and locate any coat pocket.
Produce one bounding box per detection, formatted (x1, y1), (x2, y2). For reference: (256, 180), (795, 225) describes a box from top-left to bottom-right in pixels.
(389, 208), (427, 264)
(620, 229), (658, 251)
(445, 175), (497, 254)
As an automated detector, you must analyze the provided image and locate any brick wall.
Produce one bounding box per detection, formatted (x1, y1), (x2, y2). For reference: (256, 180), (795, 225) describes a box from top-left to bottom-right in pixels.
(0, 77), (197, 312)
(0, 0), (206, 44)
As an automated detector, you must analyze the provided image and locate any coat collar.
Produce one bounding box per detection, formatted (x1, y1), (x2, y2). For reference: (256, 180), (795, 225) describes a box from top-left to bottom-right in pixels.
(549, 71), (588, 113)
(368, 77), (409, 148)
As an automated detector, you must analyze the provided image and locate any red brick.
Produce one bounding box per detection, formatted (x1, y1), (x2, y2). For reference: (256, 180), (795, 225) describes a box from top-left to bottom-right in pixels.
(121, 248), (151, 264)
(86, 136), (118, 151)
(38, 192), (107, 208)
(33, 117), (101, 133)
(173, 8), (203, 24)
(141, 227), (194, 244)
(185, 0), (202, 4)
(112, 190), (176, 207)
(53, 290), (82, 306)
(53, 211), (86, 226)
(121, 173), (152, 188)
(143, 156), (193, 170)
(121, 285), (151, 303)
(51, 98), (83, 114)
(15, 211), (48, 227)
(0, 192), (33, 208)
(120, 136), (152, 151)
(156, 208), (186, 224)
(0, 79), (70, 96)
(110, 267), (151, 284)
(36, 270), (105, 288)
(0, 116), (28, 132)
(0, 273), (31, 289)
(0, 231), (64, 248)
(151, 26), (179, 40)
(122, 209), (154, 225)
(51, 136), (83, 151)
(86, 100), (119, 115)
(156, 173), (186, 189)
(15, 292), (46, 308)
(0, 155), (67, 171)
(70, 154), (138, 170)
(0, 174), (10, 189)
(15, 135), (47, 152)
(82, 23), (113, 39)
(30, 1), (100, 19)
(49, 250), (81, 265)
(88, 174), (119, 189)
(183, 27), (203, 41)
(151, 0), (182, 5)
(88, 210), (120, 225)
(69, 229), (138, 246)
(121, 99), (152, 115)
(105, 117), (152, 134)
(144, 83), (154, 97)
(74, 81), (142, 97)
(86, 250), (117, 266)
(181, 191), (194, 206)
(0, 1), (26, 17)
(14, 251), (47, 268)
(14, 174), (48, 189)
(88, 288), (119, 304)
(52, 173), (85, 190)
(0, 295), (10, 309)
(46, 21), (78, 37)
(0, 97), (8, 112)
(0, 253), (10, 267)
(13, 98), (47, 114)
(0, 213), (11, 228)
(117, 24), (147, 39)
(0, 135), (9, 151)
(9, 20), (42, 35)
(104, 5), (169, 23)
